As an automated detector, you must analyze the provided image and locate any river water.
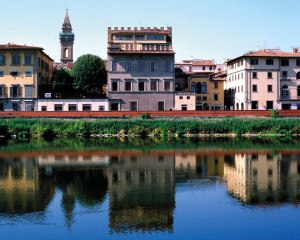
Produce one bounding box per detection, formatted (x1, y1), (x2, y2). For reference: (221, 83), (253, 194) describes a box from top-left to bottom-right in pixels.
(0, 137), (300, 240)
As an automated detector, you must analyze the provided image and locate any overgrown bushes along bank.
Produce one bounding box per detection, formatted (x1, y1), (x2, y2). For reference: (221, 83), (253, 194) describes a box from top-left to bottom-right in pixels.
(1, 117), (300, 139)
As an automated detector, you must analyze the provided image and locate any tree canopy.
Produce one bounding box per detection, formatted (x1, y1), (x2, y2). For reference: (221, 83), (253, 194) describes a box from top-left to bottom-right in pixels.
(71, 54), (107, 97)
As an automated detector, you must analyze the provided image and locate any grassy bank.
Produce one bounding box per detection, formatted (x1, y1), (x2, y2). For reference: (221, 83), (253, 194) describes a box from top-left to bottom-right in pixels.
(1, 117), (300, 139)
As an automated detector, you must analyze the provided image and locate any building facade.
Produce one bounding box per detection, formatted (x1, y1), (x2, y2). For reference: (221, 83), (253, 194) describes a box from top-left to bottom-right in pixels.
(0, 44), (54, 111)
(225, 49), (300, 110)
(107, 27), (175, 111)
(175, 60), (226, 110)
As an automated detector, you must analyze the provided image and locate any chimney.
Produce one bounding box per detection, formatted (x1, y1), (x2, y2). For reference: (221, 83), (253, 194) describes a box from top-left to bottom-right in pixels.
(293, 48), (298, 53)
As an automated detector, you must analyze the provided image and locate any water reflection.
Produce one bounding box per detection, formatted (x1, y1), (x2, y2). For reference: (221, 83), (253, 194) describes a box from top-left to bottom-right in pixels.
(107, 153), (175, 232)
(0, 146), (300, 234)
(224, 152), (300, 205)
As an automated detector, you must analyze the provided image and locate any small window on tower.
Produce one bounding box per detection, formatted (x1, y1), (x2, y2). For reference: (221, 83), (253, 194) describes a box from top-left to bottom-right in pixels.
(65, 48), (69, 58)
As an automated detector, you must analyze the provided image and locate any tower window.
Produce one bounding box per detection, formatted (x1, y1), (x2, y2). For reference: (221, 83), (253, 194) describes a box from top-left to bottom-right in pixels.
(64, 48), (69, 58)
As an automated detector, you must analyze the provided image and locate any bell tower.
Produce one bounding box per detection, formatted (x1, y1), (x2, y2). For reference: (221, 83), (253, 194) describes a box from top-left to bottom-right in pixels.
(60, 9), (75, 65)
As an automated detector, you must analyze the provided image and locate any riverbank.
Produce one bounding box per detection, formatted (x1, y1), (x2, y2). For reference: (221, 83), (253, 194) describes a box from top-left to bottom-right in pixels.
(1, 117), (300, 139)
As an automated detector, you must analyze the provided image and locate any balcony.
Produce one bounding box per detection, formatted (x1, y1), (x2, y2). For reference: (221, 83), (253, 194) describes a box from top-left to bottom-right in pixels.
(107, 43), (121, 52)
(280, 77), (297, 81)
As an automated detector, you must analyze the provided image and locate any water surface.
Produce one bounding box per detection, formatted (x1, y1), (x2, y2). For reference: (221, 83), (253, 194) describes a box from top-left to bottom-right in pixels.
(0, 138), (300, 239)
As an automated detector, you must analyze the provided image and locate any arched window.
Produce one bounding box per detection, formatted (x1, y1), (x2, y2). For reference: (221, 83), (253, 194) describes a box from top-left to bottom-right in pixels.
(201, 82), (207, 93)
(191, 82), (196, 92)
(241, 103), (244, 110)
(296, 72), (300, 79)
(236, 103), (239, 110)
(196, 82), (201, 93)
(64, 48), (69, 58)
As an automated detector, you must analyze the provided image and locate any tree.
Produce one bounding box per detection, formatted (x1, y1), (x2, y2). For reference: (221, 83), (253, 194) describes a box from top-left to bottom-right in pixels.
(51, 67), (74, 98)
(71, 54), (107, 97)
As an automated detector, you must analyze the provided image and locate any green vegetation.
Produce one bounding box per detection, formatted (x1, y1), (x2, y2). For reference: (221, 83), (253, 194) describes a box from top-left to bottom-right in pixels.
(39, 54), (107, 98)
(1, 117), (300, 140)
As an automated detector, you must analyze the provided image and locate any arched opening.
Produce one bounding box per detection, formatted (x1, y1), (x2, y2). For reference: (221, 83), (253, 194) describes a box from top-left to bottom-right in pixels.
(64, 48), (69, 58)
(196, 82), (201, 93)
(201, 82), (207, 93)
(236, 103), (239, 110)
(296, 72), (300, 79)
(241, 103), (244, 110)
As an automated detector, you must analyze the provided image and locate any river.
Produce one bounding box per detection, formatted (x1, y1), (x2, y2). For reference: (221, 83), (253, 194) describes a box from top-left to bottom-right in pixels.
(0, 137), (299, 239)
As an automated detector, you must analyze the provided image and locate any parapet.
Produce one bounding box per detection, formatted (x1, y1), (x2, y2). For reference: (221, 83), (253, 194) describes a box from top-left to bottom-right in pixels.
(108, 26), (172, 34)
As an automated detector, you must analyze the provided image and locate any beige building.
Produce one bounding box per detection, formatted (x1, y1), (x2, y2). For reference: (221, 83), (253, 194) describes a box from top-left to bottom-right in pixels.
(226, 48), (300, 110)
(0, 44), (54, 111)
(175, 60), (226, 110)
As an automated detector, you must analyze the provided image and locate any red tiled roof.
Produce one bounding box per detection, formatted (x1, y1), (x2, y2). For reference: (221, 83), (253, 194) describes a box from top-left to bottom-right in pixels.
(0, 44), (43, 50)
(228, 49), (300, 63)
(244, 49), (300, 57)
(192, 60), (215, 66)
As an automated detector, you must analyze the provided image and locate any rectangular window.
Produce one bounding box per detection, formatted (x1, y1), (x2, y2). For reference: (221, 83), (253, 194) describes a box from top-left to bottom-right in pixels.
(165, 62), (171, 72)
(25, 85), (33, 98)
(179, 96), (183, 99)
(297, 59), (300, 66)
(181, 104), (187, 111)
(138, 81), (145, 91)
(111, 81), (118, 91)
(164, 81), (171, 91)
(10, 71), (19, 77)
(158, 101), (165, 111)
(10, 86), (21, 97)
(252, 72), (257, 78)
(24, 55), (32, 65)
(0, 86), (6, 97)
(99, 106), (105, 111)
(125, 81), (132, 91)
(125, 62), (131, 72)
(0, 71), (3, 77)
(147, 35), (164, 40)
(267, 72), (272, 78)
(12, 54), (21, 65)
(68, 104), (77, 111)
(41, 106), (47, 111)
(25, 71), (32, 77)
(214, 82), (218, 89)
(150, 80), (157, 91)
(281, 59), (289, 66)
(252, 84), (257, 92)
(54, 104), (63, 111)
(251, 101), (258, 109)
(112, 61), (117, 71)
(250, 59), (258, 65)
(130, 101), (138, 111)
(138, 62), (145, 72)
(202, 66), (205, 70)
(266, 59), (274, 65)
(151, 62), (157, 72)
(82, 104), (91, 111)
(0, 55), (5, 65)
(266, 101), (273, 110)
(214, 94), (218, 101)
(267, 85), (273, 92)
(282, 71), (288, 77)
(187, 96), (190, 99)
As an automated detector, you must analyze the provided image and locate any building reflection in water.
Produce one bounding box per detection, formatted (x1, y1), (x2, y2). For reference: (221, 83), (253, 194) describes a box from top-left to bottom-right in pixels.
(224, 152), (300, 205)
(1, 149), (300, 232)
(107, 153), (175, 233)
(0, 157), (54, 214)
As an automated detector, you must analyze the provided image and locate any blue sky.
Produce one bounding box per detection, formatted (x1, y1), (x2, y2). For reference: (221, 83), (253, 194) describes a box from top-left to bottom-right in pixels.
(2, 0), (299, 63)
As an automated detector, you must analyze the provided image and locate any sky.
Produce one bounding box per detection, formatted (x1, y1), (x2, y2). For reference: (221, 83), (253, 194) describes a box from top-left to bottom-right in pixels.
(2, 0), (300, 63)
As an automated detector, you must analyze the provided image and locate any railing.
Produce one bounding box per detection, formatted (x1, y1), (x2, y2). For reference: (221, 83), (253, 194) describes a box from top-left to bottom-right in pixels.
(175, 91), (195, 95)
(280, 77), (297, 81)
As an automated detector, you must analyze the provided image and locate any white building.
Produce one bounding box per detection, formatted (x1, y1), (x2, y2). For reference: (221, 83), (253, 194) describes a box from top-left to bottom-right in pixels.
(225, 48), (300, 110)
(37, 98), (109, 111)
